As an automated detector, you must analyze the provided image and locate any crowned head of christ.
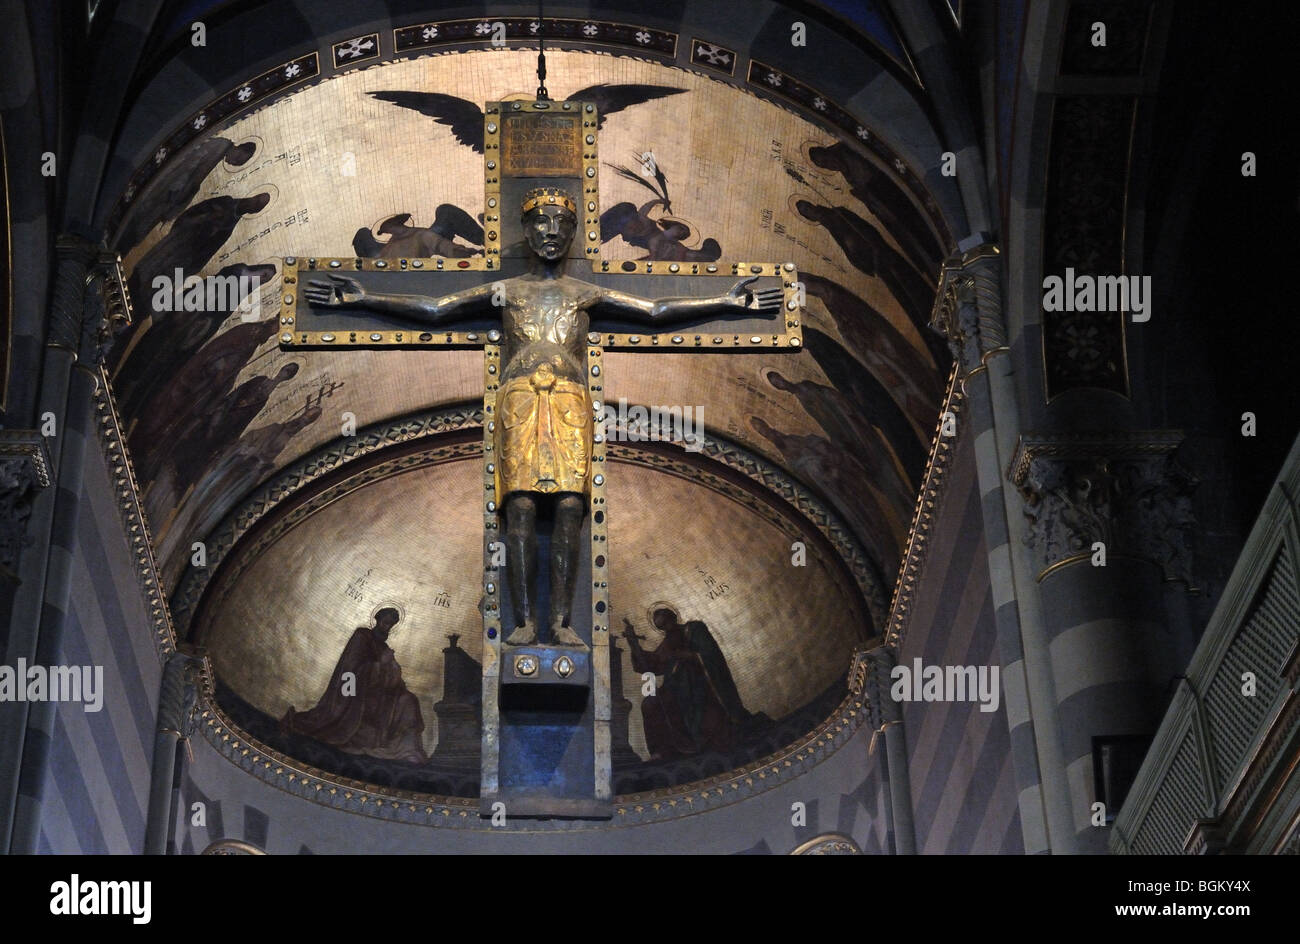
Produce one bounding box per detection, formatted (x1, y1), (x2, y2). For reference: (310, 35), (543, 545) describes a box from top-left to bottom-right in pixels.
(521, 187), (578, 262)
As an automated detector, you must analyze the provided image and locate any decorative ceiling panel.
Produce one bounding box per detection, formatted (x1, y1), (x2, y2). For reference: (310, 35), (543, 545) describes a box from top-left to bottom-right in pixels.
(107, 48), (949, 600)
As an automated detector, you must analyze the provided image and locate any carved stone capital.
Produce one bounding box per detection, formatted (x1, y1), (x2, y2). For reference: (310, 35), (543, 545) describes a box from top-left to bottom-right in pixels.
(790, 833), (862, 854)
(49, 235), (133, 366)
(931, 270), (979, 370)
(201, 839), (267, 855)
(84, 250), (132, 366)
(851, 642), (903, 729)
(157, 648), (209, 739)
(849, 648), (869, 695)
(1008, 430), (1197, 583)
(0, 430), (52, 580)
(929, 243), (1005, 375)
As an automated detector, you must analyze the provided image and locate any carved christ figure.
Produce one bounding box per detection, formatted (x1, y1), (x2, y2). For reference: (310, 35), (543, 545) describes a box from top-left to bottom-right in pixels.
(305, 187), (782, 649)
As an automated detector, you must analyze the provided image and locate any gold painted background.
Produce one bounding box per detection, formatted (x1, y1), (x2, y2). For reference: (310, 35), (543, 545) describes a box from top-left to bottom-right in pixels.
(200, 455), (867, 760)
(111, 49), (944, 592)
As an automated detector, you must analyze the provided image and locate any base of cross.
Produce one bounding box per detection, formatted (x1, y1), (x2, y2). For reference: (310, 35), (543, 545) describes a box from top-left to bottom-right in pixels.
(479, 342), (613, 820)
(501, 645), (592, 689)
(481, 643), (607, 819)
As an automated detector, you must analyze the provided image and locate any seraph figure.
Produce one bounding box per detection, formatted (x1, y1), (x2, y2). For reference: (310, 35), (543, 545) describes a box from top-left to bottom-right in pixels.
(599, 157), (722, 261)
(353, 206), (484, 259)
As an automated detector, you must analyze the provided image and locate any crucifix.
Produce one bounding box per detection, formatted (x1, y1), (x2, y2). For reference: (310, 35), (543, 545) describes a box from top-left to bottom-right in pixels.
(279, 96), (802, 818)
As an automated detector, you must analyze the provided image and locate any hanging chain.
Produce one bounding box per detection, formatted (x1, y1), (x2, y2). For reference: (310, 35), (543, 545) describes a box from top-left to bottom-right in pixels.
(536, 0), (549, 99)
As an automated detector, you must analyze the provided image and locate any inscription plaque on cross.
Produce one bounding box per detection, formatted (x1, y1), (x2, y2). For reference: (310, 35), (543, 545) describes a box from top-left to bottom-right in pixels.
(279, 98), (803, 819)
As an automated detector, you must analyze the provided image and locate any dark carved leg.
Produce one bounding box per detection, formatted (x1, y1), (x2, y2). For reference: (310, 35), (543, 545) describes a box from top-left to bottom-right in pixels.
(549, 492), (587, 648)
(504, 493), (538, 645)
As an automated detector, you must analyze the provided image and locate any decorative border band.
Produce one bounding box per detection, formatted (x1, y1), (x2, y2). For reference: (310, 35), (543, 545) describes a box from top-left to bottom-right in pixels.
(196, 678), (866, 830)
(93, 367), (178, 660)
(884, 363), (962, 648)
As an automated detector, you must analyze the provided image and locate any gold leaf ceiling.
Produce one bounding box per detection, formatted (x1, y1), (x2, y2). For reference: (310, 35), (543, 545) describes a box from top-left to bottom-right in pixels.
(197, 452), (869, 763)
(110, 49), (947, 598)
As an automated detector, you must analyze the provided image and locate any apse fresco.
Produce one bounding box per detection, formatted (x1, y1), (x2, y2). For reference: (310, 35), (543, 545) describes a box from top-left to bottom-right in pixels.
(197, 454), (869, 794)
(279, 605), (429, 764)
(108, 49), (949, 593)
(622, 604), (769, 761)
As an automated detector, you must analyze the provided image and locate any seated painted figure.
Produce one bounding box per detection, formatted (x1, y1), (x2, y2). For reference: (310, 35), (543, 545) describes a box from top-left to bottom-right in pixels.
(280, 606), (427, 764)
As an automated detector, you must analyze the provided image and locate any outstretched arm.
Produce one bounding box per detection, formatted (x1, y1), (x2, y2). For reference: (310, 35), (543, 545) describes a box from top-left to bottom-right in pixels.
(594, 276), (783, 326)
(303, 273), (496, 325)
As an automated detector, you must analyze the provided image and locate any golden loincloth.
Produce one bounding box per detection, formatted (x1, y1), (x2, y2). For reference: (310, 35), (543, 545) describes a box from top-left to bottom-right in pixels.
(496, 363), (592, 496)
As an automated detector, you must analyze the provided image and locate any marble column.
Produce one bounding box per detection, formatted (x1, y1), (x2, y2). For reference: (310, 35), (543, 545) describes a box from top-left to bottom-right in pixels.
(144, 649), (205, 854)
(853, 643), (916, 854)
(1008, 430), (1197, 852)
(931, 242), (1075, 853)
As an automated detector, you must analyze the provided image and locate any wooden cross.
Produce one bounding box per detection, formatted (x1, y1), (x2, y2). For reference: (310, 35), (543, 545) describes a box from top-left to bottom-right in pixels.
(279, 98), (802, 818)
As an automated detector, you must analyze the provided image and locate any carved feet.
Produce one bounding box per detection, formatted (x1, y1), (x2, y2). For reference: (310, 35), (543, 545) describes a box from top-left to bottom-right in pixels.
(505, 620), (538, 646)
(550, 622), (588, 650)
(504, 619), (588, 649)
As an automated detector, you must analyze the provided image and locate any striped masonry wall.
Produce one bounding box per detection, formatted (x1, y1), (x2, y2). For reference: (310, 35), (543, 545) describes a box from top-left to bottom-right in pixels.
(34, 428), (161, 854)
(965, 362), (1049, 854)
(856, 758), (894, 855)
(896, 418), (1023, 854)
(991, 0), (1188, 853)
(0, 1), (63, 852)
(886, 0), (1044, 854)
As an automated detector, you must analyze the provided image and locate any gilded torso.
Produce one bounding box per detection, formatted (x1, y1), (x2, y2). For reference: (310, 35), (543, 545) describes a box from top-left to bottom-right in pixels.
(495, 274), (599, 496)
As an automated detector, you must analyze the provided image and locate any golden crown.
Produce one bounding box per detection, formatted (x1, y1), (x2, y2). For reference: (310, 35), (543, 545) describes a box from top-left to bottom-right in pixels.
(521, 187), (578, 216)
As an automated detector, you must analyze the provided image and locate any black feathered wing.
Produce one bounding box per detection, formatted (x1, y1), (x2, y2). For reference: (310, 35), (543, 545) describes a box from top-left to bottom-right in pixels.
(430, 203), (485, 245)
(368, 91), (485, 152)
(569, 83), (687, 129)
